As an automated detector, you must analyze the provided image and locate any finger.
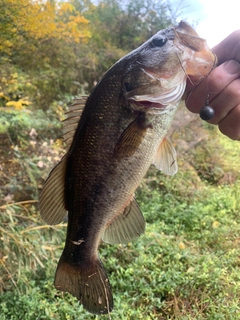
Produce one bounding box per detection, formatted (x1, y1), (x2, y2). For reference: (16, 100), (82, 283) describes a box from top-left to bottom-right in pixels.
(186, 60), (240, 113)
(208, 77), (240, 125)
(213, 30), (240, 65)
(218, 104), (240, 140)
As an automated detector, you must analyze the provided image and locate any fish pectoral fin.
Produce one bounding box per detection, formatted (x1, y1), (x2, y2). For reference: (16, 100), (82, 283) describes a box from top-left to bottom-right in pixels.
(55, 255), (113, 315)
(102, 198), (145, 244)
(63, 96), (88, 151)
(114, 115), (150, 158)
(39, 155), (67, 225)
(153, 137), (178, 176)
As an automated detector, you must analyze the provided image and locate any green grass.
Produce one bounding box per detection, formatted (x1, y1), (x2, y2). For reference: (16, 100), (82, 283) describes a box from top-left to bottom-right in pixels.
(0, 113), (239, 319)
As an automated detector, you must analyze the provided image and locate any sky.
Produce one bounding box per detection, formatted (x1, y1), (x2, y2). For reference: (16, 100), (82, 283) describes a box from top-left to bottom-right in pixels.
(172, 0), (240, 48)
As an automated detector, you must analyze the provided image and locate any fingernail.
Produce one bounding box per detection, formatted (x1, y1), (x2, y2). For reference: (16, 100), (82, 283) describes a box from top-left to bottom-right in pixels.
(223, 60), (240, 74)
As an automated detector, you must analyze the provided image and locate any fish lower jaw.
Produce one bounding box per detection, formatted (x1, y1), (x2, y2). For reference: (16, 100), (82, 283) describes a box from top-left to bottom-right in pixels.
(130, 99), (179, 115)
(130, 99), (165, 110)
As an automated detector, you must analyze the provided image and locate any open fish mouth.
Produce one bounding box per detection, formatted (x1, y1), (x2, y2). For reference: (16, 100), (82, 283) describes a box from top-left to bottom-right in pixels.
(127, 78), (186, 112)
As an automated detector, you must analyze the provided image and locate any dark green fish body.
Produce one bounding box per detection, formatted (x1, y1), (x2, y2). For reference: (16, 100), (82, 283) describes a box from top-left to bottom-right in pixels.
(39, 21), (216, 315)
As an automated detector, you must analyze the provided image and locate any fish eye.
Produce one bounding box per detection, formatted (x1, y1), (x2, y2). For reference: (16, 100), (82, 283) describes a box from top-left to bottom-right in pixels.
(124, 82), (133, 92)
(152, 36), (167, 47)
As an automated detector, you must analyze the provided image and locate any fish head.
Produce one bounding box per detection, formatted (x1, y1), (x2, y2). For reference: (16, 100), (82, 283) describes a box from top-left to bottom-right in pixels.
(122, 21), (216, 113)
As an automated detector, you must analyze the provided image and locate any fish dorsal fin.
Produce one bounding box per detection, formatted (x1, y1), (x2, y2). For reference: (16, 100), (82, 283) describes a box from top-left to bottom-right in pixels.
(39, 155), (67, 225)
(102, 198), (145, 244)
(153, 137), (178, 176)
(63, 96), (88, 151)
(39, 97), (88, 225)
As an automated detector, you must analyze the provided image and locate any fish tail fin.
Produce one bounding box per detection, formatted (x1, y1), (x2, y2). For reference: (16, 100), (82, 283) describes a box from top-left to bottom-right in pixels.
(54, 254), (113, 315)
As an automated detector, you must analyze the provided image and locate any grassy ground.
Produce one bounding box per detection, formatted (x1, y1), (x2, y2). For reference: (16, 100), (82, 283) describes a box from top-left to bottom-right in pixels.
(0, 106), (239, 319)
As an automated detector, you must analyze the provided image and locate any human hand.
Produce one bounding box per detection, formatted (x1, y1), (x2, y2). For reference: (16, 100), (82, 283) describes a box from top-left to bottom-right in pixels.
(185, 30), (240, 140)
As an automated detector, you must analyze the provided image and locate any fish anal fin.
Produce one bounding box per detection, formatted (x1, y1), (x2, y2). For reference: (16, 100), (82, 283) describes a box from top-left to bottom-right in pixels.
(114, 114), (151, 158)
(102, 198), (145, 244)
(39, 156), (67, 225)
(153, 137), (178, 176)
(54, 255), (113, 315)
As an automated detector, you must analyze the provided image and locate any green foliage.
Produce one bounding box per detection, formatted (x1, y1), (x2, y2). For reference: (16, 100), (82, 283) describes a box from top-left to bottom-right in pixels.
(0, 108), (64, 204)
(0, 0), (176, 109)
(0, 109), (240, 319)
(0, 0), (91, 109)
(73, 0), (174, 91)
(0, 109), (62, 143)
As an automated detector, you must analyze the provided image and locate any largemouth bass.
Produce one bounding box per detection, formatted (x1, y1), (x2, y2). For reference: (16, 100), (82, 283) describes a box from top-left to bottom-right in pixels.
(39, 21), (216, 315)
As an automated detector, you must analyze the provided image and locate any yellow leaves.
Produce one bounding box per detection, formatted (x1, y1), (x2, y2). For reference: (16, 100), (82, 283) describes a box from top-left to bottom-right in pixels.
(0, 1), (92, 109)
(212, 221), (220, 229)
(178, 242), (186, 250)
(0, 40), (13, 55)
(0, 92), (10, 101)
(58, 3), (75, 15)
(0, 0), (91, 53)
(55, 2), (91, 43)
(6, 98), (31, 110)
(0, 71), (29, 109)
(19, 1), (56, 40)
(54, 139), (64, 149)
(57, 13), (91, 43)
(2, 40), (13, 48)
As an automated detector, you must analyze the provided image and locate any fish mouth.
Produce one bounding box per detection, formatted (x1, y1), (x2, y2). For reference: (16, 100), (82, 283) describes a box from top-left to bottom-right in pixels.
(128, 79), (186, 113)
(129, 99), (165, 110)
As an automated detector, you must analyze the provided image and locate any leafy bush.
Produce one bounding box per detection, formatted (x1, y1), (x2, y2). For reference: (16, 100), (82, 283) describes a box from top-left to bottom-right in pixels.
(0, 108), (64, 205)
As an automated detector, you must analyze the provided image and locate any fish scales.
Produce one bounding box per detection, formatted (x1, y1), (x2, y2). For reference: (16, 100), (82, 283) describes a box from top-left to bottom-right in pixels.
(64, 85), (165, 249)
(39, 21), (216, 315)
